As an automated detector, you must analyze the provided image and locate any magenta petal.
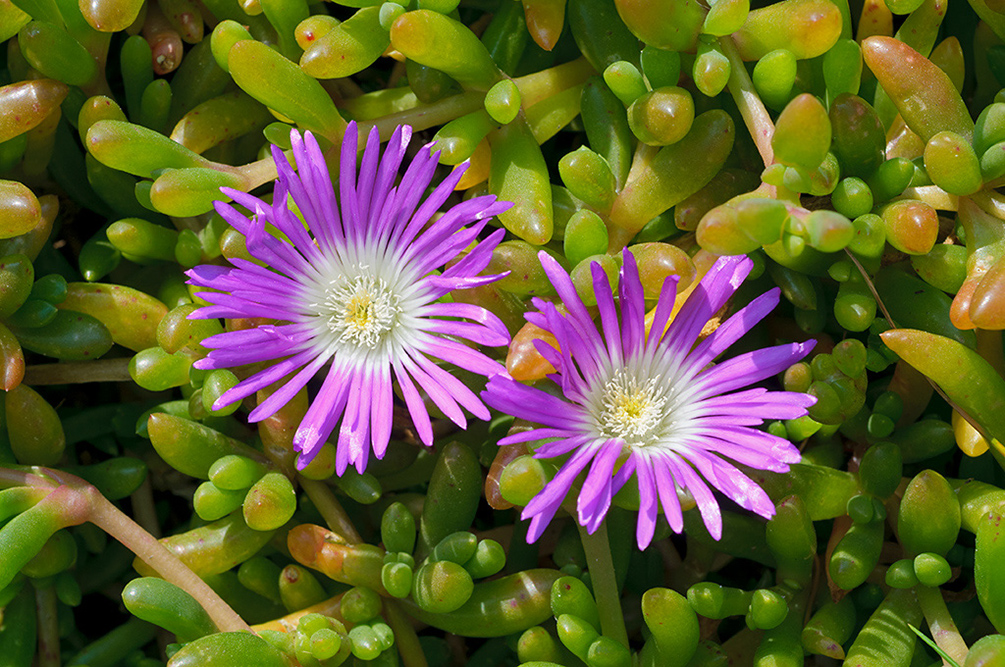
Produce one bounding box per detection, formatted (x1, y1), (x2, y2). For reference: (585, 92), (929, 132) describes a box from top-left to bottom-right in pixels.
(393, 358), (433, 446)
(694, 415), (766, 428)
(707, 425), (803, 467)
(301, 131), (344, 251)
(185, 304), (253, 320)
(274, 143), (321, 251)
(693, 392), (813, 420)
(420, 336), (505, 377)
(197, 329), (295, 359)
(372, 126), (409, 213)
(646, 274), (681, 350)
(247, 351), (334, 421)
(537, 251), (602, 351)
(273, 204), (322, 265)
(618, 249), (646, 359)
(611, 455), (636, 495)
(410, 352), (490, 421)
(498, 427), (573, 445)
(345, 368), (373, 474)
(651, 456), (684, 533)
(577, 440), (620, 517)
(355, 125), (382, 226)
(334, 369), (367, 475)
(534, 434), (595, 459)
(422, 302), (510, 341)
(192, 292), (292, 320)
(696, 341), (816, 397)
(229, 259), (307, 293)
(685, 288), (781, 375)
(370, 363), (393, 459)
(386, 147), (438, 239)
(591, 261), (623, 368)
(535, 300), (597, 388)
(399, 353), (466, 428)
(339, 121), (361, 238)
(687, 450), (776, 518)
(425, 273), (507, 294)
(578, 440), (622, 534)
(293, 360), (353, 466)
(214, 348), (317, 407)
(398, 160), (469, 248)
(243, 227), (308, 282)
(661, 255), (752, 359)
(295, 402), (342, 470)
(197, 339), (305, 370)
(186, 263), (232, 288)
(423, 318), (509, 347)
(531, 339), (564, 376)
(666, 454), (722, 540)
(482, 376), (585, 430)
(406, 199), (499, 270)
(201, 323), (313, 350)
(218, 191), (263, 225)
(522, 445), (596, 542)
(634, 454), (658, 549)
(683, 435), (790, 473)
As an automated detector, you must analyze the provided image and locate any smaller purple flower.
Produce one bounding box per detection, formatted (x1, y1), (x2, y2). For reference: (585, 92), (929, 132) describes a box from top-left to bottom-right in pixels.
(187, 122), (512, 473)
(482, 251), (816, 549)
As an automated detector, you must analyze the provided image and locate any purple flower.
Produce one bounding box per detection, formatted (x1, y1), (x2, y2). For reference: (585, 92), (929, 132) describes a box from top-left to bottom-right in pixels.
(482, 251), (816, 549)
(187, 122), (512, 473)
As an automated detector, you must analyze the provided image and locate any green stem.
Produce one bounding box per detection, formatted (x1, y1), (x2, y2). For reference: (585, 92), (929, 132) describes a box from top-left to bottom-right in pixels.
(607, 143), (659, 251)
(299, 477), (363, 544)
(360, 91), (485, 141)
(578, 521), (628, 648)
(513, 56), (596, 108)
(298, 477), (428, 667)
(971, 189), (1005, 221)
(35, 583), (60, 667)
(24, 358), (132, 385)
(86, 487), (250, 634)
(355, 57), (594, 143)
(719, 35), (775, 169)
(916, 585), (968, 666)
(0, 467), (250, 634)
(234, 149), (289, 195)
(0, 466), (49, 490)
(384, 599), (430, 667)
(66, 618), (157, 667)
(130, 477), (161, 539)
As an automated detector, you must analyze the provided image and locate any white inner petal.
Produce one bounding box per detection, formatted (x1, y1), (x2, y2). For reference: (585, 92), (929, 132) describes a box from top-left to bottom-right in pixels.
(299, 247), (428, 362)
(586, 349), (703, 451)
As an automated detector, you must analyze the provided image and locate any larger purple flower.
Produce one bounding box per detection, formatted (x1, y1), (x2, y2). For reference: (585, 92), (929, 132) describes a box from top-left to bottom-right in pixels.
(483, 251), (816, 549)
(188, 122), (512, 473)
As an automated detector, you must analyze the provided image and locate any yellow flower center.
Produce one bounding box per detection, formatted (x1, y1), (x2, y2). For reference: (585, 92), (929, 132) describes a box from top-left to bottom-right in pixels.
(321, 272), (401, 349)
(597, 370), (669, 447)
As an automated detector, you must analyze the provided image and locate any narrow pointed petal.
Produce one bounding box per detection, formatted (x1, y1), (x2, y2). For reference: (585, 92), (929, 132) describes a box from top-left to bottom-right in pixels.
(667, 454), (722, 540)
(634, 455), (658, 548)
(393, 358), (433, 446)
(370, 363), (393, 459)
